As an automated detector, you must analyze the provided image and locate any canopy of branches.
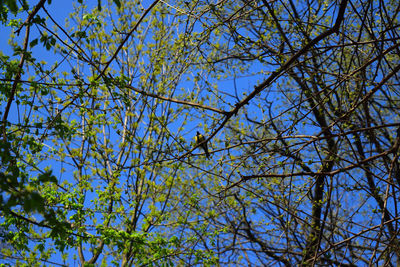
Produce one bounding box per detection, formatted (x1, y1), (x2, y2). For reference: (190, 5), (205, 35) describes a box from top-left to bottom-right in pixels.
(1, 0), (400, 265)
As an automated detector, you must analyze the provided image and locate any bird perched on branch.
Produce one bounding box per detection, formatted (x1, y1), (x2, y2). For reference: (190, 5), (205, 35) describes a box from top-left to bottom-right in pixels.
(195, 131), (210, 159)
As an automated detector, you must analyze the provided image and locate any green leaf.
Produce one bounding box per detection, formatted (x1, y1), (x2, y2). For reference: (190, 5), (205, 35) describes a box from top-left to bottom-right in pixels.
(113, 0), (121, 8)
(5, 0), (18, 13)
(24, 191), (45, 213)
(29, 38), (38, 48)
(38, 171), (57, 183)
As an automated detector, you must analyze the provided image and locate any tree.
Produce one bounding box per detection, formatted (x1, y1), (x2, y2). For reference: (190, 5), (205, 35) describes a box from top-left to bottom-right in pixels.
(1, 0), (400, 265)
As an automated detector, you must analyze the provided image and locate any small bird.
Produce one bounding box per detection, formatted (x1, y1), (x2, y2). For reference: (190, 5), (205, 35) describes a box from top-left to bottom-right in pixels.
(195, 131), (210, 159)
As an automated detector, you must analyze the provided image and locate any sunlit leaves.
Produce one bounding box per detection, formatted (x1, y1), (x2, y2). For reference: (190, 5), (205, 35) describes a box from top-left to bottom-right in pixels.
(39, 32), (56, 51)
